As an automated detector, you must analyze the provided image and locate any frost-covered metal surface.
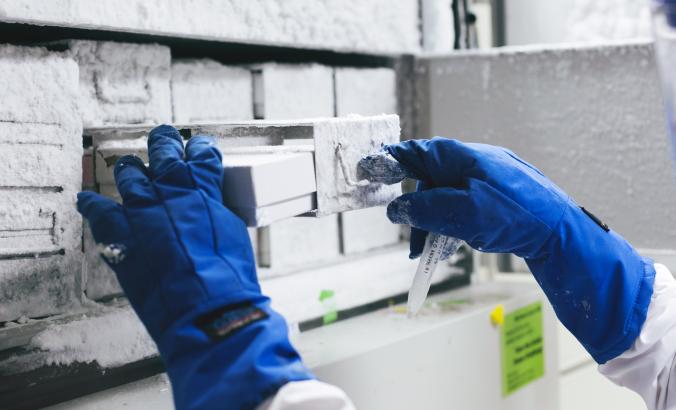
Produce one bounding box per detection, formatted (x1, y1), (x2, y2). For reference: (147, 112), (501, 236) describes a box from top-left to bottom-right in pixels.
(83, 222), (122, 300)
(0, 45), (83, 322)
(43, 374), (172, 410)
(254, 63), (335, 120)
(253, 63), (340, 272)
(24, 306), (155, 369)
(334, 67), (401, 254)
(334, 68), (398, 117)
(313, 115), (402, 216)
(0, 0), (421, 54)
(171, 60), (253, 123)
(67, 41), (172, 127)
(416, 41), (676, 250)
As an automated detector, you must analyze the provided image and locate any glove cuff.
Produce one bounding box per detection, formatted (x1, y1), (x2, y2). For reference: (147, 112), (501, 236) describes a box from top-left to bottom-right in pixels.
(527, 205), (656, 364)
(596, 256), (655, 362)
(156, 297), (314, 410)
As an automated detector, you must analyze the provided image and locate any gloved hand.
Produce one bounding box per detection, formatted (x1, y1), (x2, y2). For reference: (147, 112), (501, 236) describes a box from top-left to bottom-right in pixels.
(77, 125), (312, 410)
(384, 137), (655, 364)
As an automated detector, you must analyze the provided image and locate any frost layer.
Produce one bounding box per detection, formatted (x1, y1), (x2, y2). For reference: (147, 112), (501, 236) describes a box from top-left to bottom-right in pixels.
(0, 0), (420, 54)
(0, 45), (82, 321)
(67, 40), (172, 127)
(31, 307), (157, 368)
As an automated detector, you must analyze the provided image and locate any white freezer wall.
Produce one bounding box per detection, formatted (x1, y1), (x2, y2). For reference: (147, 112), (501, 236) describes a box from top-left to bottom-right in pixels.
(0, 45), (83, 321)
(0, 0), (420, 54)
(414, 41), (676, 250)
(505, 0), (652, 45)
(557, 323), (644, 410)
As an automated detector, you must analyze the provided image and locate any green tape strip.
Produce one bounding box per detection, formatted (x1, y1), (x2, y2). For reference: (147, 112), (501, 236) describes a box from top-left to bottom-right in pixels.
(319, 289), (338, 325)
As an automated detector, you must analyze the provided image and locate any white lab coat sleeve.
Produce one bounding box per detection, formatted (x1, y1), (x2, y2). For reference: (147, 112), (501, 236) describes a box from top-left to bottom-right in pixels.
(599, 263), (676, 410)
(255, 380), (356, 410)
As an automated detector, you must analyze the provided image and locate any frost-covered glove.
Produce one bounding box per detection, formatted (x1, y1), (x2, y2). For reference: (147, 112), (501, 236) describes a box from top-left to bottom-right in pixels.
(77, 125), (313, 410)
(385, 137), (655, 364)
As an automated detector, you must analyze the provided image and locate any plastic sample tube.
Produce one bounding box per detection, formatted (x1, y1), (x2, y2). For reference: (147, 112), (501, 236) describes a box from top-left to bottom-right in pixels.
(407, 233), (449, 316)
(358, 151), (464, 316)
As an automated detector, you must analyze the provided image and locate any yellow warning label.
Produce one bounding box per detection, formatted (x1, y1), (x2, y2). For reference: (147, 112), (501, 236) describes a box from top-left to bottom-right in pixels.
(501, 302), (544, 396)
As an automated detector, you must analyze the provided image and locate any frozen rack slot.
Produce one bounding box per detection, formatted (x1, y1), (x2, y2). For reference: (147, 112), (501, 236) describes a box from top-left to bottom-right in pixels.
(87, 115), (402, 227)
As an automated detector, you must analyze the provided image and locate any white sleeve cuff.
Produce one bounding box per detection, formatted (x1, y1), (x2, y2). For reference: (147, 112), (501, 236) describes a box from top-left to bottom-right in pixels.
(256, 380), (356, 410)
(599, 263), (676, 410)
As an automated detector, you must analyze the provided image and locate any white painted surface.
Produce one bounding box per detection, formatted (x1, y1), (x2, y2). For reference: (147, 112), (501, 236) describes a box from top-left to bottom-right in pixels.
(171, 60), (253, 122)
(67, 41), (172, 127)
(294, 282), (559, 410)
(43, 282), (558, 410)
(558, 323), (592, 373)
(0, 45), (82, 322)
(0, 0), (420, 54)
(560, 363), (644, 410)
(416, 41), (675, 250)
(261, 246), (464, 323)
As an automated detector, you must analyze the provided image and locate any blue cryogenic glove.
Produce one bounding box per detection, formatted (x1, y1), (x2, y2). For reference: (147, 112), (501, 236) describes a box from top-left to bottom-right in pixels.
(77, 125), (312, 409)
(385, 138), (655, 364)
